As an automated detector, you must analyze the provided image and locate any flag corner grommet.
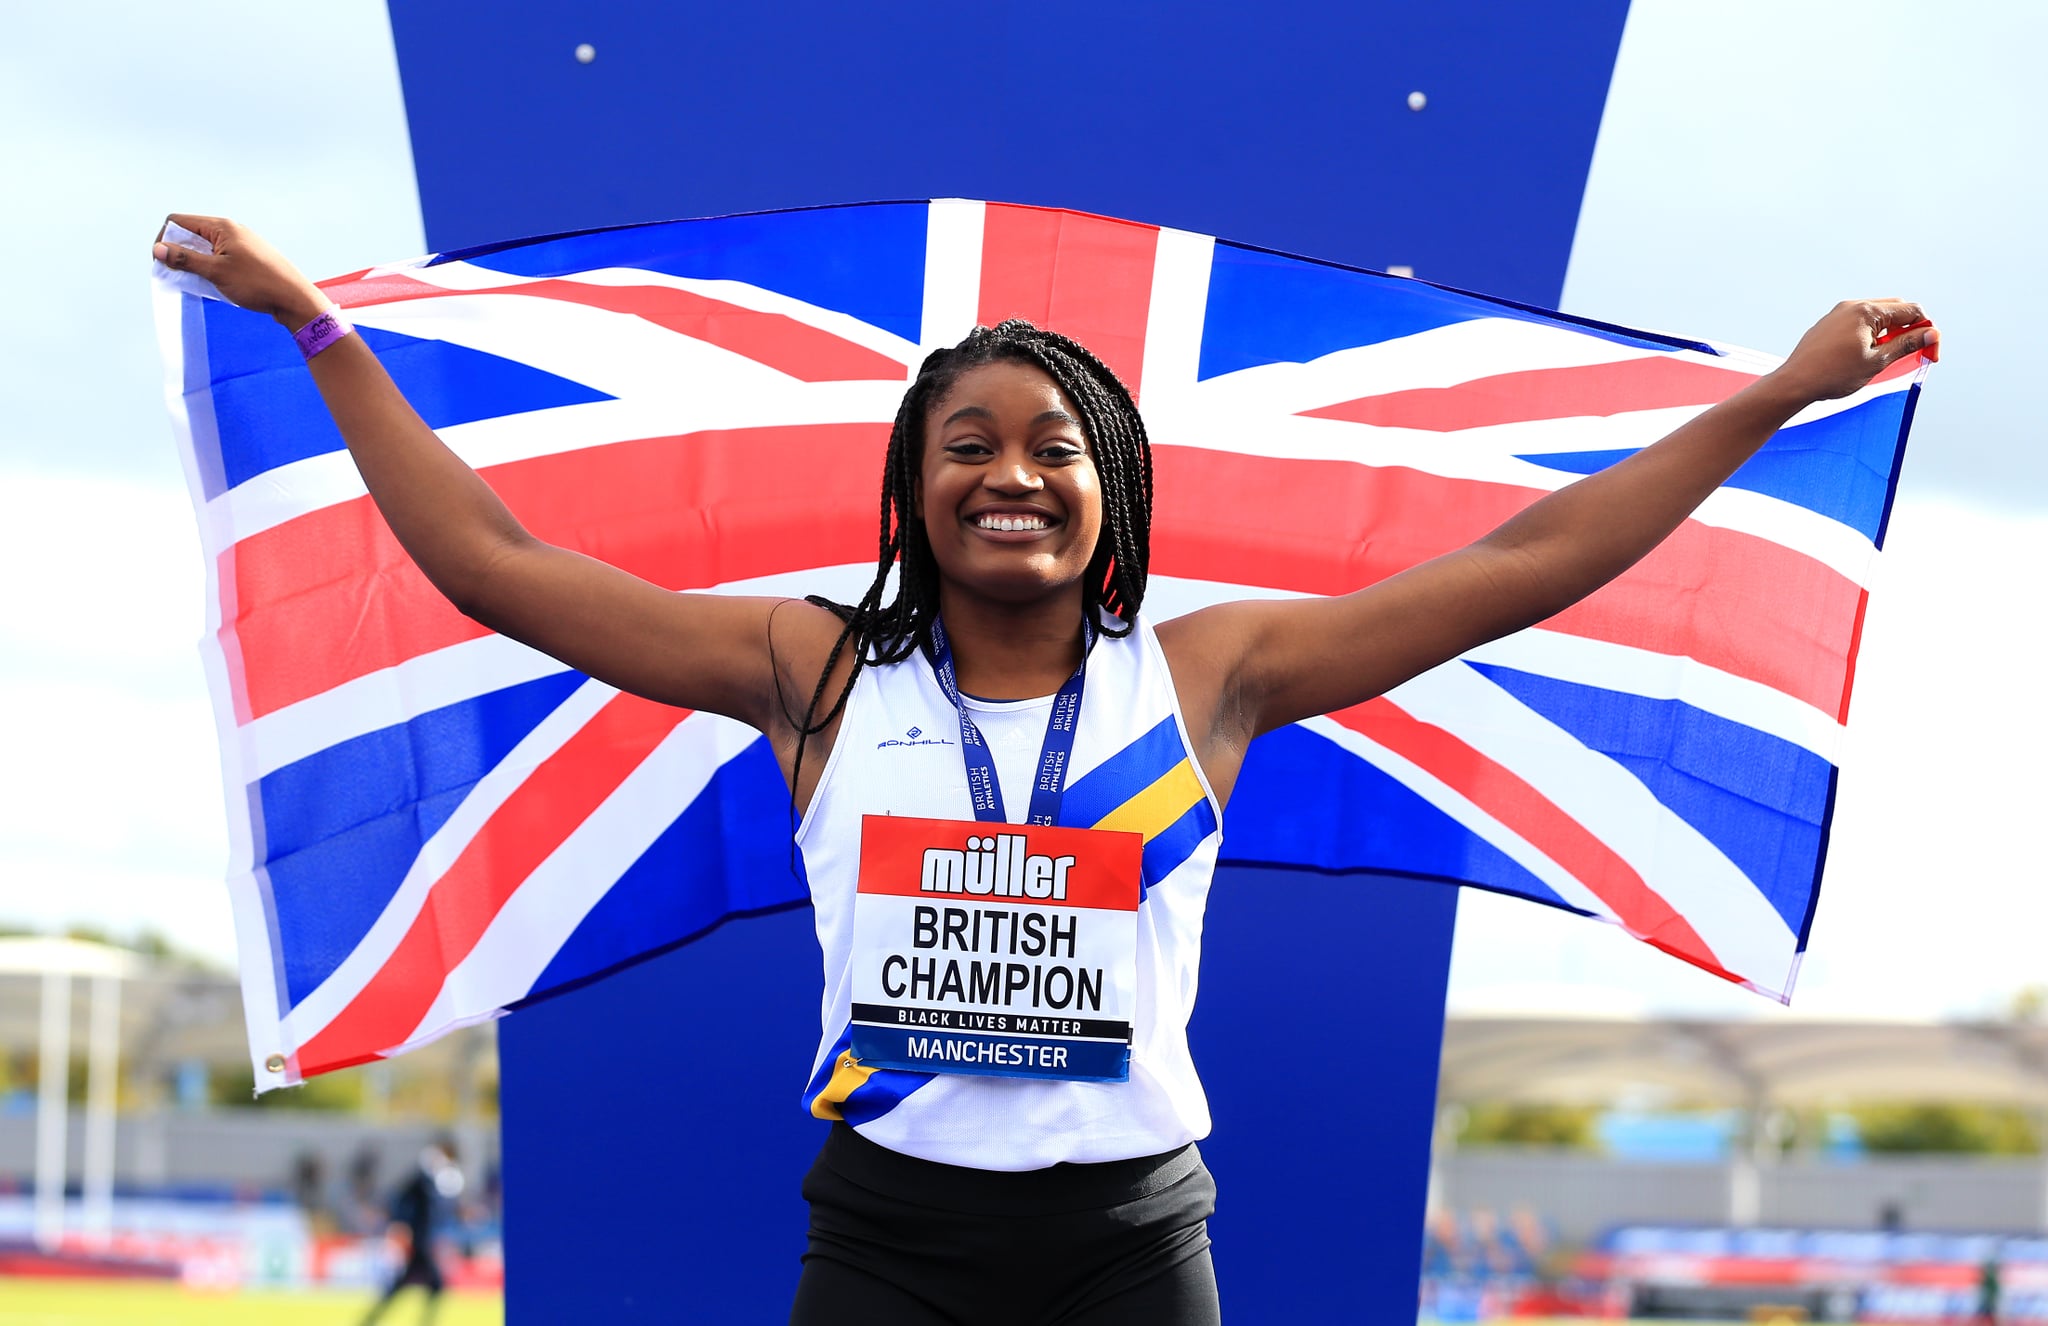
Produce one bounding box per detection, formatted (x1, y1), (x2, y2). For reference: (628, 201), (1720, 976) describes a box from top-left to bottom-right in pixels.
(264, 1053), (286, 1073)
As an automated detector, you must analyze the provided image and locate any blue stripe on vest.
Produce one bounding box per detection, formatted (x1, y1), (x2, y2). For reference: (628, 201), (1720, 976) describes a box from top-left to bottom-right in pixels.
(1061, 716), (1186, 829)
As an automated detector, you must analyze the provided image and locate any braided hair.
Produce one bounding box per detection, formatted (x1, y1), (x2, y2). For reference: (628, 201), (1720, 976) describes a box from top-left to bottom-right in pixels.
(782, 319), (1154, 804)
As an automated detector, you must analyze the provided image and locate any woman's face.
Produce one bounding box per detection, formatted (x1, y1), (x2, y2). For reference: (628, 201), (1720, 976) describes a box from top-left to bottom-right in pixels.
(917, 359), (1103, 608)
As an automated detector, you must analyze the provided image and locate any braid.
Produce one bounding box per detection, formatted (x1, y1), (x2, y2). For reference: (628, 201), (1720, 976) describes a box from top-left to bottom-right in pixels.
(786, 320), (1155, 817)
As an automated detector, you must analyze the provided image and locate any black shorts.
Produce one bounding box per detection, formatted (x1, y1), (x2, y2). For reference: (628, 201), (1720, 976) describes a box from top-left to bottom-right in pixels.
(790, 1122), (1221, 1325)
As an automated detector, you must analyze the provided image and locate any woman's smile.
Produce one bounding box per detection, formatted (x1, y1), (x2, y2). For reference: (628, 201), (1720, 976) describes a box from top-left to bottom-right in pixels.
(966, 502), (1062, 537)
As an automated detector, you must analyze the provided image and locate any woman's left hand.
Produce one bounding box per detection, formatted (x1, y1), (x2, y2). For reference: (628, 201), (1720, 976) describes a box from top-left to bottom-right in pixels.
(1769, 299), (1939, 403)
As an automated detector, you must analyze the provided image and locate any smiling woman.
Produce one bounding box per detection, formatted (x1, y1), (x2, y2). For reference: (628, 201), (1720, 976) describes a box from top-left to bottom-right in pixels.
(782, 322), (1139, 810)
(151, 210), (1933, 1325)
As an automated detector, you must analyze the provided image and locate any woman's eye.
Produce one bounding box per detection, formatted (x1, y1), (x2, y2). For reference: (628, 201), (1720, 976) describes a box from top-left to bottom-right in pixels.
(1039, 444), (1084, 462)
(943, 440), (991, 457)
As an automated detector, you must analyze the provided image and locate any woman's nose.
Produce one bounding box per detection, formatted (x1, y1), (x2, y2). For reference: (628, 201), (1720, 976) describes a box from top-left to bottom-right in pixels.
(986, 457), (1044, 493)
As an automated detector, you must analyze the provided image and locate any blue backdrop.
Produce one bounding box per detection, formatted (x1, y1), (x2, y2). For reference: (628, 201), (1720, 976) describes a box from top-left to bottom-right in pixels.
(382, 3), (1631, 1318)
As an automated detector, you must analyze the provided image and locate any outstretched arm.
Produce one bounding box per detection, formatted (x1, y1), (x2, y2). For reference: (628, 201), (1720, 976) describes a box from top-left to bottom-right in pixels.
(154, 216), (847, 748)
(1160, 300), (1937, 799)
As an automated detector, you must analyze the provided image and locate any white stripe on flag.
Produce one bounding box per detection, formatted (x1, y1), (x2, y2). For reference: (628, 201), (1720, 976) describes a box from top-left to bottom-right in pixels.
(1384, 661), (1800, 992)
(1138, 226), (1214, 413)
(234, 564), (882, 785)
(1457, 630), (1847, 762)
(1138, 574), (1845, 759)
(1168, 316), (1904, 568)
(157, 278), (295, 1079)
(350, 293), (886, 399)
(210, 377), (908, 545)
(404, 711), (768, 1047)
(357, 257), (923, 362)
(239, 633), (573, 779)
(1296, 715), (1621, 925)
(275, 677), (619, 1049)
(922, 199), (986, 353)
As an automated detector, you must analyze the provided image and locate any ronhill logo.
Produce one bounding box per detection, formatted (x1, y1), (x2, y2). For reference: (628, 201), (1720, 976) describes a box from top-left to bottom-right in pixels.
(921, 833), (1076, 901)
(878, 725), (953, 750)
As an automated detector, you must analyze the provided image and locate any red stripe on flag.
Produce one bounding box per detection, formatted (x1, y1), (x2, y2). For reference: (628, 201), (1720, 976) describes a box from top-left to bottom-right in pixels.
(321, 273), (907, 382)
(1837, 587), (1871, 725)
(294, 691), (689, 1076)
(977, 205), (1159, 401)
(1301, 348), (1929, 433)
(214, 542), (254, 726)
(499, 280), (907, 382)
(230, 423), (889, 719)
(1334, 697), (1734, 981)
(1870, 350), (1929, 384)
(1301, 356), (1761, 432)
(231, 430), (1858, 722)
(319, 270), (455, 305)
(1150, 445), (1863, 717)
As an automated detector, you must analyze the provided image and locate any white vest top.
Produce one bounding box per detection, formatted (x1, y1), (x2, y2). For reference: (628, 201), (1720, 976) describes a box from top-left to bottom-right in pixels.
(795, 615), (1224, 1170)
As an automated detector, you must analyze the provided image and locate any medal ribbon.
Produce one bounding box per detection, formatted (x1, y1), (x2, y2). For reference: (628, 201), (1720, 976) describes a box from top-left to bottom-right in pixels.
(927, 617), (1091, 826)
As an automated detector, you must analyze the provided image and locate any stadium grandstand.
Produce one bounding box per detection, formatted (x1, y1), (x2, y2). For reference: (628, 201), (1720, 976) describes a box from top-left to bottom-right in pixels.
(1422, 990), (2048, 1321)
(12, 942), (2047, 1322)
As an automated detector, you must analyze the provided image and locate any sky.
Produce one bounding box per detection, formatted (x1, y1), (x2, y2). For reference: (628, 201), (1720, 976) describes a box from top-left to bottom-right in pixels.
(1450, 2), (2048, 1021)
(0, 2), (2040, 1025)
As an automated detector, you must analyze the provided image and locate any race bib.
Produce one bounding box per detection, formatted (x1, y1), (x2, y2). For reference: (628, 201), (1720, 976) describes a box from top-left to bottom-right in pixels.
(848, 815), (1141, 1082)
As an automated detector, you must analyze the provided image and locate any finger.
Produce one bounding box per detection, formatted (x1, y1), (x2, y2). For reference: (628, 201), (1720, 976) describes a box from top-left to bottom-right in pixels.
(152, 238), (221, 278)
(166, 212), (227, 240)
(1872, 318), (1934, 352)
(1879, 324), (1940, 366)
(1864, 300), (1927, 337)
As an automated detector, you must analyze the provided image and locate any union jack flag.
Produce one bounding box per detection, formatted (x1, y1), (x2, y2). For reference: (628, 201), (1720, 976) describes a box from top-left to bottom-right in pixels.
(153, 200), (1928, 1086)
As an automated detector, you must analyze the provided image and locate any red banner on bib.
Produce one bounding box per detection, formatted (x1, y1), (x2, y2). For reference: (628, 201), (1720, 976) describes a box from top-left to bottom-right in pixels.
(857, 816), (1141, 913)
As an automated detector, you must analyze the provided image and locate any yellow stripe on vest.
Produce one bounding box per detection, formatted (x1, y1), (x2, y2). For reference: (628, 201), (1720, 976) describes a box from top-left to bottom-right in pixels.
(1091, 758), (1205, 842)
(809, 1051), (875, 1121)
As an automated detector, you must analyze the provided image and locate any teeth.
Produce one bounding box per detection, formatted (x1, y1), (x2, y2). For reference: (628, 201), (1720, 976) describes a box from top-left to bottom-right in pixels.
(977, 513), (1049, 531)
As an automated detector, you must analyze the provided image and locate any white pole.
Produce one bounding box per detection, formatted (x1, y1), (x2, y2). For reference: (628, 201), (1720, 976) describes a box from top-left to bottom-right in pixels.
(1728, 1152), (1760, 1227)
(2037, 1107), (2048, 1233)
(1727, 1096), (1765, 1227)
(33, 969), (73, 1253)
(81, 973), (122, 1247)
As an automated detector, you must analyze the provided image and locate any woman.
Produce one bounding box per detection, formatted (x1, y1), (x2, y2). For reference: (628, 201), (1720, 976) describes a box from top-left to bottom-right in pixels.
(154, 214), (1934, 1324)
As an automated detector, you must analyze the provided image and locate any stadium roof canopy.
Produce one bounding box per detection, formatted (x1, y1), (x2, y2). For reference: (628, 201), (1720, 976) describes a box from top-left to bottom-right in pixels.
(0, 936), (247, 1071)
(0, 935), (492, 1083)
(1440, 993), (2048, 1108)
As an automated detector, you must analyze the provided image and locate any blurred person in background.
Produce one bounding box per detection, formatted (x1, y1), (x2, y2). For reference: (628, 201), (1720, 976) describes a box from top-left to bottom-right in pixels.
(1977, 1248), (2003, 1325)
(361, 1137), (463, 1326)
(291, 1148), (333, 1234)
(345, 1143), (384, 1236)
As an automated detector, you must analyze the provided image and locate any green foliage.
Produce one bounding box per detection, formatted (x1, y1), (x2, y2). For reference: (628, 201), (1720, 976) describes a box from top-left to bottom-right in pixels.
(2013, 985), (2048, 1023)
(0, 920), (227, 972)
(211, 1067), (367, 1112)
(1851, 1103), (2040, 1155)
(62, 922), (228, 972)
(1457, 1103), (1602, 1151)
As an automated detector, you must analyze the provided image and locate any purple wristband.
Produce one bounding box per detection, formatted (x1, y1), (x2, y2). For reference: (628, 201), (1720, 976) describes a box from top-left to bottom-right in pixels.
(293, 306), (354, 361)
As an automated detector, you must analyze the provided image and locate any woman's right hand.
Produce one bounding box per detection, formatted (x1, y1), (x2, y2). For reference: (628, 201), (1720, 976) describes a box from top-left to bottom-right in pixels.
(153, 214), (330, 329)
